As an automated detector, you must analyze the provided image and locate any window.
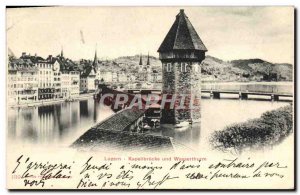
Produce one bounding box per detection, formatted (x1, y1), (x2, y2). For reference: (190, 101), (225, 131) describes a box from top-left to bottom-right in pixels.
(180, 63), (188, 72)
(166, 63), (172, 72)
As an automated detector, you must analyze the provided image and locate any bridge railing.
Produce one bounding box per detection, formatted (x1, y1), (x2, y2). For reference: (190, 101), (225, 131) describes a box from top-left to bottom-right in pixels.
(201, 83), (293, 95)
(122, 83), (293, 95)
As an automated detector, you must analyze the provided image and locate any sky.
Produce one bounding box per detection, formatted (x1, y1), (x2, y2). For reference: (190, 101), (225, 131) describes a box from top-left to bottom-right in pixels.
(6, 7), (294, 64)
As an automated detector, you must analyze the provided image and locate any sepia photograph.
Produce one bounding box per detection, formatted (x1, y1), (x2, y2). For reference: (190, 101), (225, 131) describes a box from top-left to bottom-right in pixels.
(5, 6), (295, 190)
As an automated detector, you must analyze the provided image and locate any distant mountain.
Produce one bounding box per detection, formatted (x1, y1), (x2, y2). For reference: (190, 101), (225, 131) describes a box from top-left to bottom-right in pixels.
(114, 54), (161, 67)
(230, 58), (293, 81)
(200, 56), (293, 81)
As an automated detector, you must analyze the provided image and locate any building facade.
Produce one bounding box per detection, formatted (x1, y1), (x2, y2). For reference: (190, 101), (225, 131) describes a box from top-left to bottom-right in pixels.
(37, 56), (55, 100)
(100, 71), (113, 83)
(8, 61), (38, 104)
(7, 52), (81, 105)
(52, 60), (61, 99)
(69, 71), (80, 97)
(61, 71), (80, 98)
(138, 54), (152, 82)
(80, 68), (97, 92)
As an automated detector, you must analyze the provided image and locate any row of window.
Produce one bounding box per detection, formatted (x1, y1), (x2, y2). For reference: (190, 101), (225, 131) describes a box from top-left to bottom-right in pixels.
(8, 89), (80, 96)
(38, 94), (54, 100)
(20, 72), (35, 76)
(38, 63), (53, 69)
(165, 63), (200, 72)
(17, 91), (37, 95)
(8, 77), (37, 81)
(39, 70), (52, 75)
(8, 91), (36, 95)
(39, 83), (54, 88)
(8, 84), (38, 88)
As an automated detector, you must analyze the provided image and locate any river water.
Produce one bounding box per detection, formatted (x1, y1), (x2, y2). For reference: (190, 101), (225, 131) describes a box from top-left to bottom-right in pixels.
(7, 96), (290, 149)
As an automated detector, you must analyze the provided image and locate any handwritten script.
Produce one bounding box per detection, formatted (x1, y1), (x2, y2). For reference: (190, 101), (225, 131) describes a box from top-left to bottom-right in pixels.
(10, 155), (288, 189)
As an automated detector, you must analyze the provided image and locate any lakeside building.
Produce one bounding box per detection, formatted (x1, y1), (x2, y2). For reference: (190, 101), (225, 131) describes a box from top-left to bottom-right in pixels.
(61, 71), (80, 98)
(80, 66), (97, 93)
(100, 71), (113, 83)
(69, 71), (80, 97)
(79, 50), (100, 93)
(7, 52), (81, 105)
(7, 48), (165, 106)
(7, 57), (39, 104)
(19, 53), (55, 100)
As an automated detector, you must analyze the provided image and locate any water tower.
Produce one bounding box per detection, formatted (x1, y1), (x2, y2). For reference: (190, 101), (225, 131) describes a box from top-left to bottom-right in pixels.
(158, 9), (207, 124)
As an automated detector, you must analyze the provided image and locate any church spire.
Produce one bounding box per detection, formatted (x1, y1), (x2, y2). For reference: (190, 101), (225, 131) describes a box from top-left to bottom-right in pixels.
(93, 47), (98, 67)
(61, 46), (64, 57)
(146, 52), (150, 65)
(139, 53), (143, 65)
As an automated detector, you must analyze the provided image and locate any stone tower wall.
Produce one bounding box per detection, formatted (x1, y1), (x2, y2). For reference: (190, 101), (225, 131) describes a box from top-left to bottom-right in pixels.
(161, 61), (202, 124)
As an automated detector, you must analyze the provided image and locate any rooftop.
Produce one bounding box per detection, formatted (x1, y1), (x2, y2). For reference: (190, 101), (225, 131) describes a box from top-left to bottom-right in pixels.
(72, 107), (173, 151)
(72, 129), (173, 151)
(158, 9), (207, 52)
(93, 107), (145, 131)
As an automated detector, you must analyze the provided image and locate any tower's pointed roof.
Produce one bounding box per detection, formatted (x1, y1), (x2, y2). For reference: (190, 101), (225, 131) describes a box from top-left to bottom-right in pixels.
(158, 9), (207, 52)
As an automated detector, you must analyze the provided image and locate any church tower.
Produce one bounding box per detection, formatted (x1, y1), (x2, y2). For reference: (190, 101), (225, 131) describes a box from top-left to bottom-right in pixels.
(60, 46), (64, 58)
(146, 52), (150, 66)
(138, 54), (143, 72)
(158, 9), (207, 124)
(93, 49), (98, 67)
(93, 47), (101, 82)
(146, 52), (151, 81)
(139, 54), (143, 65)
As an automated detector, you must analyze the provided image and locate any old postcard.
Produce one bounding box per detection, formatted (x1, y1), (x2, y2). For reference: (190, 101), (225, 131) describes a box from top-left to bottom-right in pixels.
(6, 6), (295, 190)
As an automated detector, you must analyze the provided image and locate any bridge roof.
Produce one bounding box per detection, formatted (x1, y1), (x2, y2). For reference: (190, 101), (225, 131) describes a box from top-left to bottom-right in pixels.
(94, 107), (145, 131)
(72, 129), (173, 151)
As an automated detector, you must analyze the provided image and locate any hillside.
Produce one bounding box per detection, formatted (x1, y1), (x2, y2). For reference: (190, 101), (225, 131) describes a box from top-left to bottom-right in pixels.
(72, 54), (294, 82)
(114, 55), (161, 67)
(200, 56), (293, 81)
(9, 52), (292, 82)
(108, 55), (293, 82)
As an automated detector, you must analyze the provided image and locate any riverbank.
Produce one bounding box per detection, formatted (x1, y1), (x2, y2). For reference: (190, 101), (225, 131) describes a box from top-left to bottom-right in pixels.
(210, 104), (293, 153)
(8, 93), (94, 108)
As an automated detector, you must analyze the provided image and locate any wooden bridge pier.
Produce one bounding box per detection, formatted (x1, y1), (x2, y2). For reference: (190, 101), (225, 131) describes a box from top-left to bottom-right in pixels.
(271, 94), (280, 101)
(212, 91), (220, 99)
(240, 92), (248, 100)
(209, 91), (213, 99)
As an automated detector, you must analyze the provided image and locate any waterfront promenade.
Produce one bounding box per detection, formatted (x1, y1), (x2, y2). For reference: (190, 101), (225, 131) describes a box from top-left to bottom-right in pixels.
(8, 93), (94, 108)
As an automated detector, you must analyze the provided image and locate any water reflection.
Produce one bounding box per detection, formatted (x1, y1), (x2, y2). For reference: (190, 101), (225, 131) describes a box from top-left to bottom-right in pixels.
(7, 97), (290, 149)
(7, 98), (115, 146)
